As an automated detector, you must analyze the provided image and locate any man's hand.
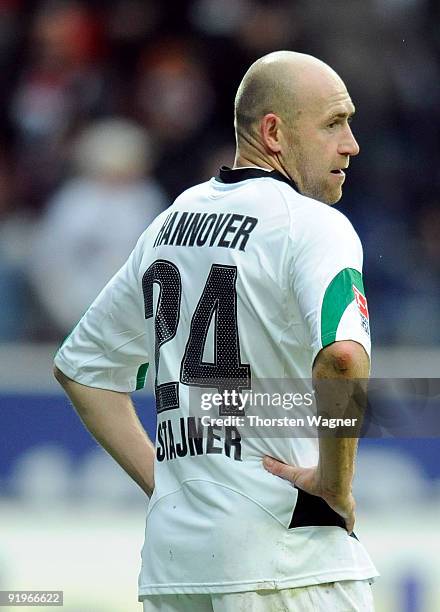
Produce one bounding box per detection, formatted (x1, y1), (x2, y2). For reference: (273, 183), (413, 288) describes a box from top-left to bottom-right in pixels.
(263, 456), (355, 534)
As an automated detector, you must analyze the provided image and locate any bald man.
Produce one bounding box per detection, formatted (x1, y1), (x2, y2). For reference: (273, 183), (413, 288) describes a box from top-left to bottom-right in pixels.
(234, 51), (359, 204)
(54, 51), (377, 611)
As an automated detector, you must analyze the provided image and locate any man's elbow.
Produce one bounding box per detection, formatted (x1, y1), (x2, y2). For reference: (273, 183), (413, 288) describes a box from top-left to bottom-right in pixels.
(314, 340), (370, 378)
(330, 344), (358, 373)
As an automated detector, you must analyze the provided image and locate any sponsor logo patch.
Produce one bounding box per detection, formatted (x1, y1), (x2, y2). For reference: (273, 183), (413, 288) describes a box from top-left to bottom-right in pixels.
(352, 285), (370, 335)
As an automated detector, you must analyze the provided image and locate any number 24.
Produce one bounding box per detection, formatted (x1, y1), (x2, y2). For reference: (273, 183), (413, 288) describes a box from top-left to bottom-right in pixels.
(142, 260), (251, 414)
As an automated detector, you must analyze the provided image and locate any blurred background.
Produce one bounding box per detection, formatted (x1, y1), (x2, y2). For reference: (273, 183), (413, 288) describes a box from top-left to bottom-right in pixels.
(0, 0), (439, 610)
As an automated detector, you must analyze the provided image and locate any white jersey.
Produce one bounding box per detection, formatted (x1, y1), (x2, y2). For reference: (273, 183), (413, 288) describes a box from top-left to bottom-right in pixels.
(55, 166), (378, 596)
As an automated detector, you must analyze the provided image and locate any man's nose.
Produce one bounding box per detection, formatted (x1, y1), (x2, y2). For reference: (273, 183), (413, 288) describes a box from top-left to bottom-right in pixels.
(339, 126), (360, 157)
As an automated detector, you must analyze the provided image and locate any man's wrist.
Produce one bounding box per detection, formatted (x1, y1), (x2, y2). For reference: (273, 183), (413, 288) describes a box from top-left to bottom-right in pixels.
(316, 467), (352, 500)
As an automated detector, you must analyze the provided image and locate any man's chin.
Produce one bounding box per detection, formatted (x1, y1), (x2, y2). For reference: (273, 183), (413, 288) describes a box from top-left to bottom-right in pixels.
(322, 187), (343, 206)
(299, 183), (342, 205)
(327, 191), (342, 205)
(312, 192), (342, 206)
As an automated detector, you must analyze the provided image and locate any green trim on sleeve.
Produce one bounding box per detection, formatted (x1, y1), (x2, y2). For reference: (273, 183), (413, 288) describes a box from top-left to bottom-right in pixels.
(320, 268), (364, 346)
(136, 362), (149, 390)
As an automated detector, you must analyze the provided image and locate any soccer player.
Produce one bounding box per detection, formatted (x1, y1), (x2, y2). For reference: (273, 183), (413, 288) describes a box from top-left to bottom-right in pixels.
(54, 51), (377, 611)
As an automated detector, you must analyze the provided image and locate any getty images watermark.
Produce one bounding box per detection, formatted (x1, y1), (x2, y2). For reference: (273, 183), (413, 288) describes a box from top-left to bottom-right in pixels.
(184, 378), (440, 438)
(199, 389), (358, 430)
(185, 378), (366, 439)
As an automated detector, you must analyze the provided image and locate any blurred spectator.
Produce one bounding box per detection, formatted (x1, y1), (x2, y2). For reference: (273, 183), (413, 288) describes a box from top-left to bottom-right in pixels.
(27, 118), (167, 335)
(135, 40), (215, 198)
(137, 40), (214, 143)
(10, 2), (108, 210)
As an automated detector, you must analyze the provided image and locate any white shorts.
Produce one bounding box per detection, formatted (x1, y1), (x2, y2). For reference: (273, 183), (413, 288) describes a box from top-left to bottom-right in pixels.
(141, 579), (374, 611)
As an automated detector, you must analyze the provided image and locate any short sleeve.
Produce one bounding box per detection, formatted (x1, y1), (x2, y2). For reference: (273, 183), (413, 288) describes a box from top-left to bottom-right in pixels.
(289, 202), (371, 365)
(54, 238), (150, 392)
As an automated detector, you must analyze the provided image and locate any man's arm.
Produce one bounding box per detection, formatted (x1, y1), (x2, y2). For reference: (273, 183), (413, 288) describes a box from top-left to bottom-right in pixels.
(313, 339), (369, 501)
(54, 366), (155, 497)
(264, 339), (369, 533)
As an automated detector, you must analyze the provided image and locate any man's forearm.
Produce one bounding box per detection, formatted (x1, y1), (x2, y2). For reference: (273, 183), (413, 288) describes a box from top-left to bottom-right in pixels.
(54, 367), (155, 496)
(317, 431), (359, 500)
(312, 341), (369, 499)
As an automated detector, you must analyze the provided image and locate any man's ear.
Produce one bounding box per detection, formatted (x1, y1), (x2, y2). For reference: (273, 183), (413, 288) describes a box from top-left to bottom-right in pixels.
(260, 113), (283, 154)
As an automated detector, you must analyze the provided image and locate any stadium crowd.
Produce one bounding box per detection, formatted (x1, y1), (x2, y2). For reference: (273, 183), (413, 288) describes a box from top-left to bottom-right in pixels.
(0, 0), (439, 344)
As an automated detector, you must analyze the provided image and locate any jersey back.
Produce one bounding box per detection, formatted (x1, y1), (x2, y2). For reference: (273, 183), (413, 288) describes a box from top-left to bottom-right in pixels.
(55, 170), (377, 594)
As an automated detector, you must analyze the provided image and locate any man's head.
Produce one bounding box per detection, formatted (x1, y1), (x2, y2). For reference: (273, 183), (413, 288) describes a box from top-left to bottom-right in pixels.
(234, 51), (359, 205)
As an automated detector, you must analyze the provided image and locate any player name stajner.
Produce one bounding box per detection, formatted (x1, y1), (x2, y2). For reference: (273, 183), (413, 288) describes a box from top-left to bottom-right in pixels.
(154, 211), (258, 250)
